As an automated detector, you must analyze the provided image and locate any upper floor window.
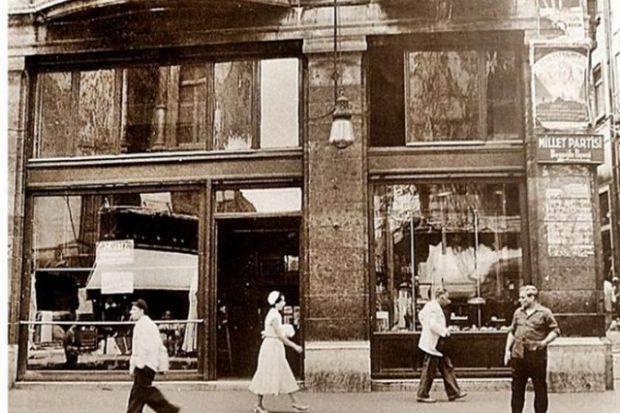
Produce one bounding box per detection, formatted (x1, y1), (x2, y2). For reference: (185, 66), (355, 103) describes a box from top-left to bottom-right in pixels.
(370, 38), (522, 146)
(593, 65), (605, 120)
(34, 58), (300, 158)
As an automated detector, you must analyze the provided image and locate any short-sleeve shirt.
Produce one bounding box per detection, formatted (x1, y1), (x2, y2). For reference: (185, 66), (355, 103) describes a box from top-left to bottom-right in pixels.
(509, 303), (560, 358)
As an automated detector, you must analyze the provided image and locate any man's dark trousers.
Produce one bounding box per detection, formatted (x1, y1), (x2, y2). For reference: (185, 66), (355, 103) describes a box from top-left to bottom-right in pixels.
(127, 367), (179, 413)
(511, 349), (548, 413)
(417, 351), (461, 399)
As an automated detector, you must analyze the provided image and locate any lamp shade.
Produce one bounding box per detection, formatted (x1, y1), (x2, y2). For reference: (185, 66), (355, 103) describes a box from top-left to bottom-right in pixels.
(329, 95), (355, 149)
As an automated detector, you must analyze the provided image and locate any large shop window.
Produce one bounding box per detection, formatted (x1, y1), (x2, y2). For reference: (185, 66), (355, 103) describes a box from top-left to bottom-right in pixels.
(373, 182), (523, 333)
(27, 190), (201, 371)
(370, 44), (520, 146)
(35, 58), (299, 158)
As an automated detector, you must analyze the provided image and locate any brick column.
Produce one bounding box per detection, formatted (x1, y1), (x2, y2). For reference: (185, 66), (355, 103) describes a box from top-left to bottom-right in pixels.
(302, 36), (370, 391)
(7, 56), (29, 387)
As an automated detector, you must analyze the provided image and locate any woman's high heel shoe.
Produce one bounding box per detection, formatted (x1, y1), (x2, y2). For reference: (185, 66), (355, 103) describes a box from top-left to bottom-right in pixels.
(292, 403), (309, 412)
(254, 406), (268, 413)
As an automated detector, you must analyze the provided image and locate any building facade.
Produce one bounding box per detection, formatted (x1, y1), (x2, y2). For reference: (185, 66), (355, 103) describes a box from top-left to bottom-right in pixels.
(592, 0), (620, 287)
(7, 0), (613, 391)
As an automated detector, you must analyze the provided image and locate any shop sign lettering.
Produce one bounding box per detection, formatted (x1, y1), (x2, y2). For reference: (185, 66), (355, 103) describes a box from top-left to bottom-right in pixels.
(96, 239), (134, 264)
(537, 134), (604, 164)
(538, 0), (587, 42)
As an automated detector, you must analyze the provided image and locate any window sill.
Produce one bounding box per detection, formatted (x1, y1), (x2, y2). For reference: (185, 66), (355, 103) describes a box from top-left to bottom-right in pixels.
(27, 147), (303, 168)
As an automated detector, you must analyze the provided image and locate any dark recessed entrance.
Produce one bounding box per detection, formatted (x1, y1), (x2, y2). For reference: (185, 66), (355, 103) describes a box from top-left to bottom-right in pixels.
(216, 216), (302, 378)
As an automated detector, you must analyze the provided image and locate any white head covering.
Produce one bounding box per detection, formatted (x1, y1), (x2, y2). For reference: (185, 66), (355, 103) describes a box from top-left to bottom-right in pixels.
(267, 290), (281, 306)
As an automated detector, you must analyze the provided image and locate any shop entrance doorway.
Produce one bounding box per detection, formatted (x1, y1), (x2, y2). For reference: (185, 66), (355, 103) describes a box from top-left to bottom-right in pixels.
(216, 216), (302, 378)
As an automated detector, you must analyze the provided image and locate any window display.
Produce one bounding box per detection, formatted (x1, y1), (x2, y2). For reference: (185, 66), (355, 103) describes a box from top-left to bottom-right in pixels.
(27, 190), (201, 371)
(373, 182), (523, 333)
(35, 58), (300, 158)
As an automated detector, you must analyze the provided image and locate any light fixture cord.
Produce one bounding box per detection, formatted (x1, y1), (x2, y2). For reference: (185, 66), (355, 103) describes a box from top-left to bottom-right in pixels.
(333, 0), (338, 103)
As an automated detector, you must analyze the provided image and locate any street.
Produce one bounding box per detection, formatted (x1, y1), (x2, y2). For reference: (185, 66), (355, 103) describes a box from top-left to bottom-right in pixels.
(8, 382), (620, 413)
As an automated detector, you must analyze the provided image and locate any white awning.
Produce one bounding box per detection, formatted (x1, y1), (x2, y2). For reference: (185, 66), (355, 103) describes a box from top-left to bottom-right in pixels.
(86, 248), (197, 292)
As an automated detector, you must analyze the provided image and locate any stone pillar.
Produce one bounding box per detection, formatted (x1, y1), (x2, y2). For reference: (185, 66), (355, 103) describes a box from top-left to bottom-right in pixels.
(302, 36), (370, 391)
(7, 55), (29, 387)
(525, 38), (608, 390)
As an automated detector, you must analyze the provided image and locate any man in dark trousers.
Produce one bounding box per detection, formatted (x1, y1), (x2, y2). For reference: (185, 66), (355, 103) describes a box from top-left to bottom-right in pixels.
(416, 288), (467, 403)
(504, 285), (560, 413)
(127, 299), (180, 413)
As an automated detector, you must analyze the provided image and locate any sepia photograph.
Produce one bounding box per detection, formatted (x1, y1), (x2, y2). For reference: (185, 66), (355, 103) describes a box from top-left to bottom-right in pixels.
(3, 0), (620, 412)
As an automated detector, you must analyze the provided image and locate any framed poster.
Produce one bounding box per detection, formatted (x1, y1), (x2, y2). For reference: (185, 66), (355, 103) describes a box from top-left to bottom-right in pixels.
(532, 46), (590, 130)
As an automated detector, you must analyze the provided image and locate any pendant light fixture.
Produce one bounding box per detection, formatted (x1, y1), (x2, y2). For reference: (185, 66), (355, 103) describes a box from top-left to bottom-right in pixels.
(328, 0), (355, 149)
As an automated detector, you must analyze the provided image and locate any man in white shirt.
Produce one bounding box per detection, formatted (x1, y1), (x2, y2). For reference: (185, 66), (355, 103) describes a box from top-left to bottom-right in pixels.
(416, 288), (466, 403)
(127, 299), (179, 413)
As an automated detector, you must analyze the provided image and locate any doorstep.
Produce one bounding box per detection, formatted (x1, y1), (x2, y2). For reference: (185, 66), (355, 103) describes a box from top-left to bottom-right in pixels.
(372, 378), (512, 392)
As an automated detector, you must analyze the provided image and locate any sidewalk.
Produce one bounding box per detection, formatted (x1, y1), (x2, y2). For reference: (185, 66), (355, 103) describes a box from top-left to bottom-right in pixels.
(9, 382), (620, 413)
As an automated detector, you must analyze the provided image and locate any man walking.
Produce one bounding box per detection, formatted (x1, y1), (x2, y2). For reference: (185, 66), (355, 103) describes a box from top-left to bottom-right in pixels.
(127, 299), (180, 413)
(416, 288), (467, 403)
(504, 285), (560, 413)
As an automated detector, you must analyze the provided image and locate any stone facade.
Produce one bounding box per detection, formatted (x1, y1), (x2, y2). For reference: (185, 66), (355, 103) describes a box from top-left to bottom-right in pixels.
(7, 0), (611, 391)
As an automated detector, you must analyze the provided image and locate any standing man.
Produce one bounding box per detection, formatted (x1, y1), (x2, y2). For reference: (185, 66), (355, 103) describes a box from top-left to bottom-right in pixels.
(416, 288), (467, 403)
(127, 299), (180, 413)
(603, 276), (618, 329)
(504, 285), (560, 413)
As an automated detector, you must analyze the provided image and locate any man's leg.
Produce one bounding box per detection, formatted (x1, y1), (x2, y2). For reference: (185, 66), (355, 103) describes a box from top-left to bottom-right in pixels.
(142, 367), (180, 413)
(530, 352), (549, 413)
(438, 355), (461, 399)
(126, 368), (149, 413)
(510, 358), (528, 413)
(417, 352), (438, 399)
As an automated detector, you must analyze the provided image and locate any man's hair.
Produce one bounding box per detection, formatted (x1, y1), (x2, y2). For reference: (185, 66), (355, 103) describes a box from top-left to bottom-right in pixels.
(435, 288), (449, 298)
(132, 298), (149, 314)
(519, 285), (538, 298)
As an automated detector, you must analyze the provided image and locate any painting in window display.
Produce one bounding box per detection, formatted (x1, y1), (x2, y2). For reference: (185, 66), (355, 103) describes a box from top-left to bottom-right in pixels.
(35, 58), (299, 158)
(27, 191), (201, 371)
(401, 48), (520, 145)
(373, 183), (523, 333)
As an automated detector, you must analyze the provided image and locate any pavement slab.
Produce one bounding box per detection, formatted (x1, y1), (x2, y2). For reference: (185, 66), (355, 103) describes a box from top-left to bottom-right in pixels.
(8, 384), (620, 413)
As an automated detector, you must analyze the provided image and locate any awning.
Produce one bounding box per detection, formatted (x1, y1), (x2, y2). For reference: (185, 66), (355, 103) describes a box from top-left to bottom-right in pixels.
(86, 248), (197, 292)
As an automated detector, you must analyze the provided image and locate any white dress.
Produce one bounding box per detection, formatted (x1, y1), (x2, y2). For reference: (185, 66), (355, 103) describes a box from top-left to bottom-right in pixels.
(249, 308), (299, 395)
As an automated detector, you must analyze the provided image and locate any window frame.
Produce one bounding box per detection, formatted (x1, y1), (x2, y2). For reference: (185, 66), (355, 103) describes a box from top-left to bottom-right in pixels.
(368, 33), (524, 147)
(30, 44), (303, 160)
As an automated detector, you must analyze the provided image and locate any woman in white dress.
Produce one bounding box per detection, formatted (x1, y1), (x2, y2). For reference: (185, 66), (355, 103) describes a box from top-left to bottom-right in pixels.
(249, 291), (309, 413)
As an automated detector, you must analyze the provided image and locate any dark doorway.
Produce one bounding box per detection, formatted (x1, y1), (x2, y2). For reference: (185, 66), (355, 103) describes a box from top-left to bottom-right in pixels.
(216, 216), (302, 378)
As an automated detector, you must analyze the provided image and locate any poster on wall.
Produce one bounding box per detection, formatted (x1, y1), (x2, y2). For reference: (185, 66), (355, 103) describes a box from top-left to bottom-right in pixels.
(532, 47), (590, 130)
(537, 0), (586, 42)
(544, 181), (594, 257)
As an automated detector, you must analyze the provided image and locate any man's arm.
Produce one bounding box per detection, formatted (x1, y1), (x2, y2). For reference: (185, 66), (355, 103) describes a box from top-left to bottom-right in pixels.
(504, 332), (515, 365)
(532, 310), (560, 350)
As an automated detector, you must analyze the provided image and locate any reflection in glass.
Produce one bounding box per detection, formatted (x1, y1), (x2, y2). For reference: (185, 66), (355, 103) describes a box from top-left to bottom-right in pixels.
(260, 59), (300, 148)
(373, 183), (522, 333)
(406, 51), (480, 142)
(28, 191), (200, 370)
(215, 188), (302, 213)
(35, 58), (300, 158)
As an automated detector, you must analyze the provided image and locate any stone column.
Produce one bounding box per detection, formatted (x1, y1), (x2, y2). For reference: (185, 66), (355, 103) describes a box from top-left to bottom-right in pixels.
(302, 36), (370, 391)
(525, 39), (610, 391)
(7, 55), (29, 387)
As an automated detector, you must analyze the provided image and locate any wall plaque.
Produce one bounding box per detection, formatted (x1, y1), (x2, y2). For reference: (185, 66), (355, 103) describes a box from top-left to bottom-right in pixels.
(537, 134), (604, 164)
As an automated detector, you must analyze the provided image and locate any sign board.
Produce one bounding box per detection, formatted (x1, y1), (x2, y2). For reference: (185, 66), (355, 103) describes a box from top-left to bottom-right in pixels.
(532, 47), (590, 130)
(96, 239), (134, 265)
(544, 182), (594, 258)
(538, 0), (587, 42)
(101, 271), (134, 294)
(537, 134), (604, 164)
